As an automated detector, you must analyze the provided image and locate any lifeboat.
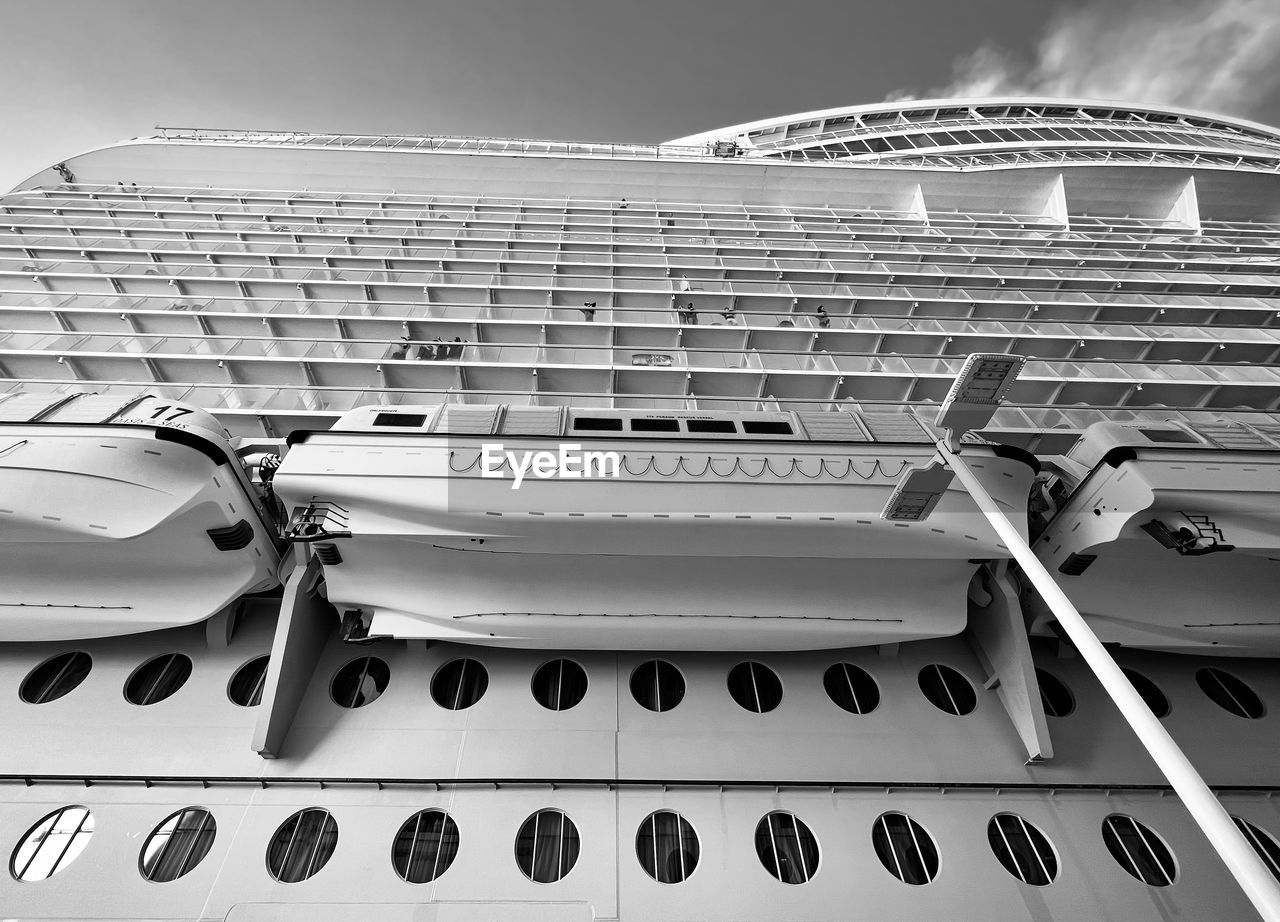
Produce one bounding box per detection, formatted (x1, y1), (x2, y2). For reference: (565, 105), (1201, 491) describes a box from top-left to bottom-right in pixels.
(1031, 420), (1280, 656)
(273, 404), (1038, 651)
(0, 392), (283, 640)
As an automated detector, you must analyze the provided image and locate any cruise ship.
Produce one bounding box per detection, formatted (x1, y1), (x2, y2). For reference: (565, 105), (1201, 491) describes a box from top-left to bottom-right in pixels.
(3, 97), (1280, 920)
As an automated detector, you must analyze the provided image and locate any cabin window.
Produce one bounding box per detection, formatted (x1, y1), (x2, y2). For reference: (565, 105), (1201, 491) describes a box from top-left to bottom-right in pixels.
(266, 808), (338, 883)
(742, 420), (794, 435)
(630, 660), (686, 712)
(822, 663), (880, 714)
(124, 653), (193, 706)
(20, 651), (92, 704)
(1102, 814), (1176, 886)
(988, 813), (1057, 885)
(872, 812), (938, 885)
(531, 659), (588, 711)
(917, 664), (976, 716)
(1233, 817), (1280, 880)
(140, 808), (216, 882)
(1121, 668), (1170, 718)
(330, 656), (391, 709)
(11, 806), (94, 881)
(573, 417), (623, 431)
(1036, 668), (1075, 718)
(392, 810), (459, 883)
(515, 810), (580, 882)
(373, 412), (427, 427)
(1195, 667), (1264, 719)
(637, 811), (699, 883)
(755, 812), (819, 884)
(431, 658), (489, 710)
(686, 419), (737, 434)
(227, 655), (270, 707)
(630, 418), (680, 432)
(727, 661), (783, 713)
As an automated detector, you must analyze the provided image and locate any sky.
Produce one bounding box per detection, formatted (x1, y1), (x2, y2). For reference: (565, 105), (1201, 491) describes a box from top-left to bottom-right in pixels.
(2, 0), (1280, 190)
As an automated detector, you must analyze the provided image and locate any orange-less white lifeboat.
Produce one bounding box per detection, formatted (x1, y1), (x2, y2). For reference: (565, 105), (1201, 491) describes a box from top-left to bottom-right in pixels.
(273, 405), (1038, 651)
(0, 392), (282, 640)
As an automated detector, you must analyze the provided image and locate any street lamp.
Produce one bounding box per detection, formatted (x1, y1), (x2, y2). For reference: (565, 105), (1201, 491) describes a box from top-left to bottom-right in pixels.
(885, 353), (1280, 922)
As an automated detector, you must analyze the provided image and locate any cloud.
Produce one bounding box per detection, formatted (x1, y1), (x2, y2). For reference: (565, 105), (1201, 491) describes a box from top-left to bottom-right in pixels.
(898, 0), (1280, 120)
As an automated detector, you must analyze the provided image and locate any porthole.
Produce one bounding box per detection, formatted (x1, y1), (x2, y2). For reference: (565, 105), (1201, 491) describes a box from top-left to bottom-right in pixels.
(1102, 814), (1176, 886)
(227, 655), (270, 707)
(11, 806), (94, 881)
(823, 663), (879, 714)
(727, 661), (783, 713)
(140, 808), (216, 882)
(431, 658), (489, 710)
(266, 808), (338, 883)
(125, 653), (193, 706)
(988, 813), (1057, 885)
(20, 651), (92, 704)
(1196, 667), (1264, 719)
(515, 810), (580, 882)
(1233, 817), (1280, 880)
(630, 660), (686, 712)
(755, 811), (819, 884)
(872, 812), (938, 885)
(531, 659), (588, 711)
(330, 656), (390, 709)
(637, 811), (699, 883)
(1036, 668), (1075, 718)
(917, 664), (976, 716)
(1121, 668), (1169, 718)
(392, 809), (459, 883)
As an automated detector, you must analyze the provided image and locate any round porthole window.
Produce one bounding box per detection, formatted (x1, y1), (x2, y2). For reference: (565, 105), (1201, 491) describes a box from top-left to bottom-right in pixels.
(636, 811), (699, 883)
(11, 806), (94, 881)
(266, 809), (338, 883)
(754, 811), (819, 884)
(1121, 668), (1169, 718)
(392, 809), (459, 883)
(727, 661), (782, 713)
(988, 813), (1057, 885)
(1196, 667), (1264, 719)
(140, 808), (216, 882)
(917, 664), (976, 716)
(630, 660), (686, 712)
(515, 810), (580, 882)
(330, 656), (390, 708)
(1102, 814), (1176, 886)
(431, 658), (489, 710)
(1036, 668), (1075, 718)
(823, 662), (879, 714)
(531, 659), (588, 711)
(227, 655), (270, 707)
(125, 653), (192, 706)
(20, 652), (92, 704)
(872, 812), (938, 885)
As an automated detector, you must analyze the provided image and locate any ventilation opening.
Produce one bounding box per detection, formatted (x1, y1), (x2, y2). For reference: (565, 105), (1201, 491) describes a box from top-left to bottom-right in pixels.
(373, 412), (428, 427)
(573, 417), (623, 431)
(742, 420), (793, 435)
(1058, 553), (1097, 576)
(207, 519), (254, 551)
(630, 418), (680, 432)
(314, 544), (343, 566)
(686, 419), (737, 434)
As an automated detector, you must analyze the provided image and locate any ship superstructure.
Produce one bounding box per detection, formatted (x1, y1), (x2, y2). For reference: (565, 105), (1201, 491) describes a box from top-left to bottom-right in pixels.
(2, 98), (1280, 920)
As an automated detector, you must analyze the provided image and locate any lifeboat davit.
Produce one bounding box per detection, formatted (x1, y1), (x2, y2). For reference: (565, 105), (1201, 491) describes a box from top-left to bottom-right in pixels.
(1032, 420), (1280, 656)
(274, 404), (1037, 651)
(0, 392), (283, 640)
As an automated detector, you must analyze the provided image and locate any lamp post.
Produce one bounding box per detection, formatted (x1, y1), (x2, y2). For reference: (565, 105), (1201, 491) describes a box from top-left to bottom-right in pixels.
(885, 353), (1280, 922)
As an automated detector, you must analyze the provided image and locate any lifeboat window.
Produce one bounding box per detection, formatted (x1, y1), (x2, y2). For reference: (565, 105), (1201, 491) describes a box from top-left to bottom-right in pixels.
(515, 810), (580, 882)
(727, 661), (783, 713)
(637, 811), (700, 883)
(531, 659), (588, 711)
(227, 655), (270, 708)
(630, 660), (686, 712)
(754, 811), (819, 884)
(10, 806), (94, 881)
(266, 808), (338, 883)
(1195, 667), (1264, 719)
(124, 653), (193, 706)
(1232, 817), (1280, 880)
(20, 651), (92, 704)
(1121, 668), (1170, 718)
(630, 418), (680, 432)
(872, 812), (938, 885)
(392, 809), (459, 883)
(823, 663), (880, 714)
(1102, 814), (1176, 886)
(988, 813), (1057, 885)
(140, 808), (216, 882)
(431, 658), (489, 710)
(1036, 668), (1075, 718)
(917, 664), (976, 716)
(373, 412), (428, 427)
(330, 656), (391, 709)
(573, 417), (623, 431)
(686, 419), (737, 434)
(742, 420), (794, 435)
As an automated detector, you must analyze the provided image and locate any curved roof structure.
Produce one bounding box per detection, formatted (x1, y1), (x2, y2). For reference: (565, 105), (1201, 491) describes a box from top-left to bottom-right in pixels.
(667, 97), (1280, 172)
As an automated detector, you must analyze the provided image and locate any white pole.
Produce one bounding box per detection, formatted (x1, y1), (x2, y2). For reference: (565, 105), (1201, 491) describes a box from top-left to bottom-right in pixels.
(939, 443), (1280, 922)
